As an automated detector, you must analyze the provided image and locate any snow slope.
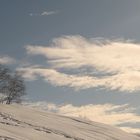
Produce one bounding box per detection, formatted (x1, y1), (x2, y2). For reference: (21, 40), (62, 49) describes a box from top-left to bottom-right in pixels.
(0, 105), (140, 140)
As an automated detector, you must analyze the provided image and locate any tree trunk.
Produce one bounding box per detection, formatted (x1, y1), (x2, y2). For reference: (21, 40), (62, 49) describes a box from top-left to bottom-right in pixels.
(6, 97), (11, 104)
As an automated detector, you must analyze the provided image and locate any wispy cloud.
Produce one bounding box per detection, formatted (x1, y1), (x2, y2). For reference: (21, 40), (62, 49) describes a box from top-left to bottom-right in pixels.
(17, 67), (140, 92)
(29, 10), (58, 17)
(24, 36), (140, 92)
(41, 11), (58, 16)
(23, 102), (140, 133)
(121, 127), (140, 134)
(0, 56), (16, 64)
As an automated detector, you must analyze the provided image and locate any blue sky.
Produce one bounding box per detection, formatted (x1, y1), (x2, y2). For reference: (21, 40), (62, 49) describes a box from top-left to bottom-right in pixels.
(1, 0), (140, 133)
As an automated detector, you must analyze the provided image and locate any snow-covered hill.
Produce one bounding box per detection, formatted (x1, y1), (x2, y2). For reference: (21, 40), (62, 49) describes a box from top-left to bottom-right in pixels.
(0, 105), (140, 140)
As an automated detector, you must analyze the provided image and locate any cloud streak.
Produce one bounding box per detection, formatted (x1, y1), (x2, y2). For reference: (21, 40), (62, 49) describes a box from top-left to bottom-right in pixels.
(24, 36), (140, 92)
(29, 10), (58, 17)
(17, 67), (140, 92)
(0, 56), (16, 64)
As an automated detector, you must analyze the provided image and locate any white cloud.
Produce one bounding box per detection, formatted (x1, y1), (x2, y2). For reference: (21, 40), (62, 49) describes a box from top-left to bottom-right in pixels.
(26, 36), (140, 72)
(120, 127), (140, 134)
(29, 10), (58, 17)
(17, 67), (140, 91)
(17, 67), (100, 88)
(23, 102), (140, 133)
(25, 36), (140, 92)
(0, 56), (16, 64)
(41, 11), (58, 16)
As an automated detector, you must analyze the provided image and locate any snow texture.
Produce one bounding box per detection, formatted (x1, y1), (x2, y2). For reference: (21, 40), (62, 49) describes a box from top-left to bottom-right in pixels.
(0, 104), (140, 140)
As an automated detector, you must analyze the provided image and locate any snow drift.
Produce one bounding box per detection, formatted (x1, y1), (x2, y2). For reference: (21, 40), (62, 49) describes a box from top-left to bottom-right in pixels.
(0, 104), (140, 140)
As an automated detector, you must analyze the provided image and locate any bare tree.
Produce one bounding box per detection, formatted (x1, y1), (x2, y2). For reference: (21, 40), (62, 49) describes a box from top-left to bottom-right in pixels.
(0, 65), (26, 104)
(0, 65), (10, 96)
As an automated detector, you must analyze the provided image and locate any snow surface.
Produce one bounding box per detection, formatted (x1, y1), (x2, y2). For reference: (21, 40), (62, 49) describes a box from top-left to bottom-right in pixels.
(0, 105), (140, 140)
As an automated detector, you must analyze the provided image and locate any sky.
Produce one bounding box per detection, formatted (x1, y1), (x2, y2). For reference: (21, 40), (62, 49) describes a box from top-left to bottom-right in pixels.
(1, 0), (140, 133)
